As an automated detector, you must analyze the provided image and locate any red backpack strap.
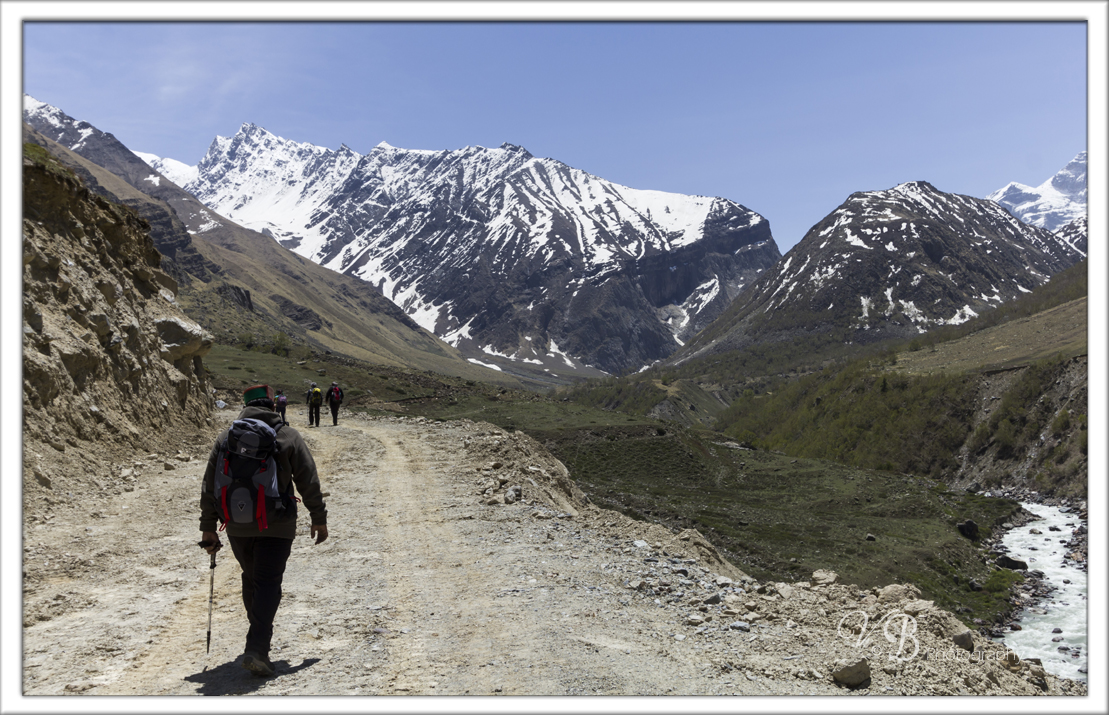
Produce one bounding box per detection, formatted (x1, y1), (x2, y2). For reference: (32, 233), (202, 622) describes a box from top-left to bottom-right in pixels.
(221, 480), (230, 524)
(256, 485), (268, 531)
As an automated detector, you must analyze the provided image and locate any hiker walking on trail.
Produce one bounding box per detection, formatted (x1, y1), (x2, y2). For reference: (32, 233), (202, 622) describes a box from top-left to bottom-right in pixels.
(326, 381), (344, 426)
(199, 384), (329, 678)
(306, 381), (323, 428)
(274, 389), (289, 426)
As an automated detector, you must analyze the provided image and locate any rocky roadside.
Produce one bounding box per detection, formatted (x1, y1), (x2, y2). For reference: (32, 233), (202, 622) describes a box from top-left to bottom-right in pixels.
(456, 420), (1087, 697)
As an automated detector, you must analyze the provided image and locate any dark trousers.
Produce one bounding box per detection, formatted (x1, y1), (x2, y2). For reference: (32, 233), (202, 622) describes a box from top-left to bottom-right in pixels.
(227, 535), (293, 658)
(276, 405), (288, 425)
(308, 404), (320, 426)
(329, 403), (340, 425)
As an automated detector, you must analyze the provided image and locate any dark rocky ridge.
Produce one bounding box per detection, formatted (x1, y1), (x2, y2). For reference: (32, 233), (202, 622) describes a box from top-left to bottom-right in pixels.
(1055, 216), (1087, 256)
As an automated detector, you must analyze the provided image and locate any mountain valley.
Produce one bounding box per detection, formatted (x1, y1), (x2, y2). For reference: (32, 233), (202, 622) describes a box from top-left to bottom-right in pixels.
(19, 94), (1091, 698)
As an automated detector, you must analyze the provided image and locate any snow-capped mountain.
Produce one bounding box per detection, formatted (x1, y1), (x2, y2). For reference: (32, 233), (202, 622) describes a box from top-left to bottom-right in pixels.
(22, 95), (227, 238)
(676, 181), (1084, 362)
(988, 152), (1087, 232)
(22, 95), (106, 153)
(140, 123), (781, 374)
(22, 96), (500, 384)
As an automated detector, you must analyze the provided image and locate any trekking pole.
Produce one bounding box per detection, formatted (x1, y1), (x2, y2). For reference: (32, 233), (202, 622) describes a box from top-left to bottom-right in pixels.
(206, 550), (216, 654)
(198, 539), (221, 657)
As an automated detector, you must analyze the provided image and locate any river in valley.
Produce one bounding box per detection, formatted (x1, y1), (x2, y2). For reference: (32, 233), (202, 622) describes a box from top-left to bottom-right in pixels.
(994, 502), (1087, 683)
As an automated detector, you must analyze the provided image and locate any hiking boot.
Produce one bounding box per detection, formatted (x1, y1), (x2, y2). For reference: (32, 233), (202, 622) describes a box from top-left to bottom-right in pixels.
(242, 651), (275, 678)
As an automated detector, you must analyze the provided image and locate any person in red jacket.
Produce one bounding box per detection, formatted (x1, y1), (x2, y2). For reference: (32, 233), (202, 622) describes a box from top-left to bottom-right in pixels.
(326, 381), (344, 426)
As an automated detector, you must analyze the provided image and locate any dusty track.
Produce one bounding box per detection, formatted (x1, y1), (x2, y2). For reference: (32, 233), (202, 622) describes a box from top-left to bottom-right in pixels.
(22, 411), (783, 696)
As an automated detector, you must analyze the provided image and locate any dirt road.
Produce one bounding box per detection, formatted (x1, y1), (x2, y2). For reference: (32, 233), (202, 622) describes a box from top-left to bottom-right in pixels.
(20, 409), (1084, 698)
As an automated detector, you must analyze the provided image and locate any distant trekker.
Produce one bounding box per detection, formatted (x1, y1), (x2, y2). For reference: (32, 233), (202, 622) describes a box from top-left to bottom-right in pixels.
(198, 384), (328, 678)
(306, 382), (322, 428)
(326, 381), (344, 426)
(274, 389), (289, 426)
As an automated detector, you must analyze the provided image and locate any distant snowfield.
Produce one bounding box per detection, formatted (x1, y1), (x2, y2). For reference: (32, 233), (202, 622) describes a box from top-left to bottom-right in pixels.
(133, 152), (198, 187)
(988, 152), (1087, 233)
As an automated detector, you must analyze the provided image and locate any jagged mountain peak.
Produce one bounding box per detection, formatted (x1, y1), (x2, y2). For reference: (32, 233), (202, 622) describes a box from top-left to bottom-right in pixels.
(988, 151), (1087, 232)
(175, 125), (780, 374)
(1048, 151), (1087, 197)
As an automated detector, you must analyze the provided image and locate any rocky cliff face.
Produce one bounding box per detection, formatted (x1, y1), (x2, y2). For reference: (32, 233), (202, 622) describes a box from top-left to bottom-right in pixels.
(22, 148), (214, 505)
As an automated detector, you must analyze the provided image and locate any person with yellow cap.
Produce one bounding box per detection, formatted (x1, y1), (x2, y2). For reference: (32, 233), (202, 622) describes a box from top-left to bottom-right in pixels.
(305, 381), (323, 427)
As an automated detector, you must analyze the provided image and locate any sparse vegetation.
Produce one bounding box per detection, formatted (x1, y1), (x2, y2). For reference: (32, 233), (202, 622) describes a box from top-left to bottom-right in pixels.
(714, 360), (976, 478)
(23, 142), (77, 181)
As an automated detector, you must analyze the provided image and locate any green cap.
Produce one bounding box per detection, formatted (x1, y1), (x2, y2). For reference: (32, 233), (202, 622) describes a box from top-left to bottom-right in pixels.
(242, 384), (273, 405)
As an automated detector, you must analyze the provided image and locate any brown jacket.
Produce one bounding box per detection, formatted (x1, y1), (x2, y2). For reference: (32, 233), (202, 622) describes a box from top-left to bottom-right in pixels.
(200, 406), (327, 538)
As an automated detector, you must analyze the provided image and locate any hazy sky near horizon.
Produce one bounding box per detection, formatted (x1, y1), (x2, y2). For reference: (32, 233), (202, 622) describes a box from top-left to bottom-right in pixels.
(22, 20), (1088, 252)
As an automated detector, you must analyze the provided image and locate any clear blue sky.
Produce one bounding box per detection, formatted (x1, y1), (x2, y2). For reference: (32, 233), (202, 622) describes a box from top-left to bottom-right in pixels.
(22, 20), (1088, 252)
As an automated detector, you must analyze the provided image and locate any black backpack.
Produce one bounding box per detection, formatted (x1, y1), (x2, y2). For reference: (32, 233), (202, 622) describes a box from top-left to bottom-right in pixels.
(213, 418), (297, 531)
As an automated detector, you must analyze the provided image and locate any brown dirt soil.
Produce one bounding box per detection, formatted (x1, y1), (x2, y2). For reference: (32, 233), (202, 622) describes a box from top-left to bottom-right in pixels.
(894, 297), (1086, 375)
(20, 406), (1086, 699)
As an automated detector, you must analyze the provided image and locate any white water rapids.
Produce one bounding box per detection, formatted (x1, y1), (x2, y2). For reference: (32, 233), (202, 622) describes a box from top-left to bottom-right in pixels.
(994, 503), (1087, 683)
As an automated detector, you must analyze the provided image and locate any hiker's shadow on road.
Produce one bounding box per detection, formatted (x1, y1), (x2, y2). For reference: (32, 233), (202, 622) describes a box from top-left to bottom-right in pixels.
(183, 658), (321, 695)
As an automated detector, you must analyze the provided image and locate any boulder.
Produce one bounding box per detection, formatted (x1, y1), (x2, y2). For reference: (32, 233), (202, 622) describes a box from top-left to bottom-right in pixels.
(877, 583), (921, 603)
(952, 631), (975, 652)
(830, 658), (870, 688)
(996, 555), (1029, 570)
(957, 519), (979, 540)
(154, 316), (212, 363)
(901, 599), (934, 616)
(811, 569), (837, 586)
